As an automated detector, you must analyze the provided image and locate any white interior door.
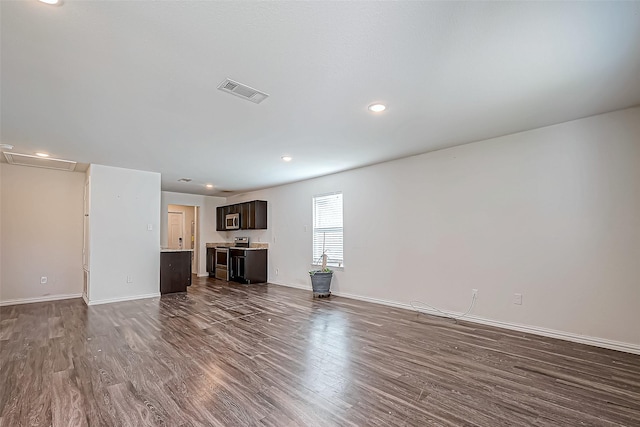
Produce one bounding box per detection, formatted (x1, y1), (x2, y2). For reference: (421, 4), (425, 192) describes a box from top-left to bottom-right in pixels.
(168, 211), (184, 249)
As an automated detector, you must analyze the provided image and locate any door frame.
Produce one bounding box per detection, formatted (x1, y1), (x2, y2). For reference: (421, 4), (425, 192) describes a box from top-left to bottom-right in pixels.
(193, 206), (199, 274)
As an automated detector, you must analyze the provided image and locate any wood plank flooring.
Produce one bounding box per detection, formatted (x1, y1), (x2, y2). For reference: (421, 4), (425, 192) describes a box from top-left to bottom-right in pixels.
(1, 277), (639, 426)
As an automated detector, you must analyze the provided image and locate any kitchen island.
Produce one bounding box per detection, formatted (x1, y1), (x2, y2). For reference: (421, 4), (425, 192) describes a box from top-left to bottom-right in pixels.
(160, 249), (193, 294)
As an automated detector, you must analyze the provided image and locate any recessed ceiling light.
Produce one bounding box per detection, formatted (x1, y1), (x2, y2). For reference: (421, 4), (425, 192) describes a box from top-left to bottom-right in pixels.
(35, 152), (50, 157)
(281, 156), (292, 162)
(0, 144), (14, 150)
(205, 184), (214, 189)
(38, 0), (63, 5)
(368, 103), (386, 113)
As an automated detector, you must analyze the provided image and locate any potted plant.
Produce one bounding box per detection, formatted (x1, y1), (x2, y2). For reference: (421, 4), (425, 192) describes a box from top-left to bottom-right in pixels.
(309, 253), (333, 298)
(309, 235), (333, 297)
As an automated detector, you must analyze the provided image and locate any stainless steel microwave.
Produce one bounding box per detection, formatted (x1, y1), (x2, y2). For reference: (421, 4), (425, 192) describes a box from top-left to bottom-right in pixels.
(225, 213), (240, 229)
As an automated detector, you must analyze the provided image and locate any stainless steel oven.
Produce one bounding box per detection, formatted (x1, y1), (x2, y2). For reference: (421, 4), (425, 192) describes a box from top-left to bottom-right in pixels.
(215, 247), (229, 281)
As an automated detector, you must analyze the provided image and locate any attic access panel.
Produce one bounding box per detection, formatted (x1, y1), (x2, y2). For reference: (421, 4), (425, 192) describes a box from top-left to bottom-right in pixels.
(3, 152), (77, 171)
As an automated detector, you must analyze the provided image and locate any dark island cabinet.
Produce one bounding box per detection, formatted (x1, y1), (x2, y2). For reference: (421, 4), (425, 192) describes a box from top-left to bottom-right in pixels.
(216, 200), (267, 231)
(160, 251), (192, 294)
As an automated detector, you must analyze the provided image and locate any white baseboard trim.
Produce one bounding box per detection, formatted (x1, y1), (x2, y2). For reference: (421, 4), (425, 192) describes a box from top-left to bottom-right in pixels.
(0, 293), (83, 306)
(269, 280), (311, 291)
(269, 283), (640, 355)
(86, 292), (161, 306)
(460, 313), (640, 355)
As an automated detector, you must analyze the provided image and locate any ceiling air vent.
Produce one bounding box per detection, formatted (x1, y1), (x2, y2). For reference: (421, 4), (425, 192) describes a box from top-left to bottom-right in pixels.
(217, 78), (269, 104)
(4, 152), (76, 172)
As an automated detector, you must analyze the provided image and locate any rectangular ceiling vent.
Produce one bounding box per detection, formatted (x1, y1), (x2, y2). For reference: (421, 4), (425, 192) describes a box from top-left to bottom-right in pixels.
(217, 78), (269, 104)
(3, 152), (77, 172)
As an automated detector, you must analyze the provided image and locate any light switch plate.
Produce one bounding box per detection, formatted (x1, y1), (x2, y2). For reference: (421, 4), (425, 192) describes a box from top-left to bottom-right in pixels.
(513, 293), (523, 305)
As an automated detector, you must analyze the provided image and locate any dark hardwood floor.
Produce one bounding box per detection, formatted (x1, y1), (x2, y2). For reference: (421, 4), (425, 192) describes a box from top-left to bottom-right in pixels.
(1, 277), (639, 426)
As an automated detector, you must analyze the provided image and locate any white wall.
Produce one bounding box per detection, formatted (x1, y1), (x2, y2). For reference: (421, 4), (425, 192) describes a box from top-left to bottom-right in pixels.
(228, 107), (640, 351)
(0, 164), (3, 297)
(87, 164), (161, 304)
(0, 164), (84, 304)
(161, 191), (227, 276)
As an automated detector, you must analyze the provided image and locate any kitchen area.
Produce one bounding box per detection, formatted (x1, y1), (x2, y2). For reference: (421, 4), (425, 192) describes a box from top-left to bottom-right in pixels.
(207, 199), (269, 285)
(161, 199), (269, 294)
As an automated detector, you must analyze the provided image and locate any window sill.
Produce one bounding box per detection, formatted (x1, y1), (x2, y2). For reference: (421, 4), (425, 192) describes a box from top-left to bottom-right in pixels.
(311, 264), (344, 271)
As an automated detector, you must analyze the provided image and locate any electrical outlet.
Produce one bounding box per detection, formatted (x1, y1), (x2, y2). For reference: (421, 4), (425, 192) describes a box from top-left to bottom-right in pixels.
(127, 276), (133, 283)
(513, 293), (522, 305)
(472, 288), (478, 298)
(275, 268), (279, 276)
(41, 276), (47, 284)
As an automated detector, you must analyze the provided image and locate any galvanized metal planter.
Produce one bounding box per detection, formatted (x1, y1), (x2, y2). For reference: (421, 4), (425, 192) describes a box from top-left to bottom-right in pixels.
(310, 271), (333, 298)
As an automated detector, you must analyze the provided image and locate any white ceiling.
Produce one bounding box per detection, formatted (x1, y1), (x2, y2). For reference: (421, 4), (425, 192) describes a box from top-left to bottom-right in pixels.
(2, 1), (639, 195)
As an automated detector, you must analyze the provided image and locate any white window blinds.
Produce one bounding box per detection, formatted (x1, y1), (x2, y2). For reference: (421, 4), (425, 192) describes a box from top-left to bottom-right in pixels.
(312, 192), (343, 267)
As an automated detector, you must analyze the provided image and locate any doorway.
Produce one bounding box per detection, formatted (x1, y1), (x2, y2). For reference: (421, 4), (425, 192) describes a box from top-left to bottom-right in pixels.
(167, 204), (198, 274)
(168, 211), (185, 249)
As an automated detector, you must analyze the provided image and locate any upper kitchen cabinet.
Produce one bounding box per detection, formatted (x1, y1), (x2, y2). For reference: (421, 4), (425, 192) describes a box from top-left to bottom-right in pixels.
(216, 206), (225, 231)
(216, 200), (267, 231)
(241, 200), (267, 230)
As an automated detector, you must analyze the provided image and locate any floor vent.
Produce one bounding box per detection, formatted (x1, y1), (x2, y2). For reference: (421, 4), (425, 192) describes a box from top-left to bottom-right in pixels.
(3, 152), (77, 171)
(217, 78), (269, 104)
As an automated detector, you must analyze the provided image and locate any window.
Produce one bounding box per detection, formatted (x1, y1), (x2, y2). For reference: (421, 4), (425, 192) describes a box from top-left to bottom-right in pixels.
(312, 192), (343, 267)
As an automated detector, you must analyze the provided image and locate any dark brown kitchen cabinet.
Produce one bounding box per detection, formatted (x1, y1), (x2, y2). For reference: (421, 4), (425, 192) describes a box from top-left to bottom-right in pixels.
(240, 202), (251, 229)
(216, 207), (224, 232)
(216, 200), (267, 231)
(240, 200), (267, 230)
(251, 200), (267, 229)
(160, 251), (192, 294)
(229, 249), (267, 284)
(206, 247), (215, 277)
